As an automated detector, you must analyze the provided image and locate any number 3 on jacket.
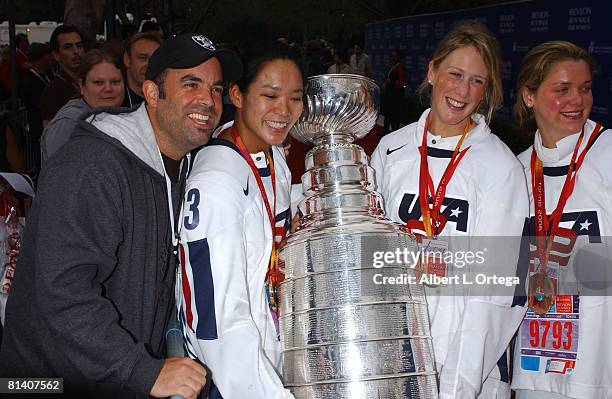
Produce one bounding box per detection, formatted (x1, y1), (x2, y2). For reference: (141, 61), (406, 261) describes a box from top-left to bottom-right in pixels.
(184, 188), (200, 230)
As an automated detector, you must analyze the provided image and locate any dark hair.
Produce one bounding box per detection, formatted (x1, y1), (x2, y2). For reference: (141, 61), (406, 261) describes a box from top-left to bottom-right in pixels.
(16, 33), (28, 45)
(50, 25), (83, 52)
(417, 21), (503, 123)
(235, 41), (303, 92)
(27, 42), (51, 63)
(77, 49), (123, 82)
(154, 69), (168, 99)
(125, 32), (163, 54)
(514, 41), (594, 131)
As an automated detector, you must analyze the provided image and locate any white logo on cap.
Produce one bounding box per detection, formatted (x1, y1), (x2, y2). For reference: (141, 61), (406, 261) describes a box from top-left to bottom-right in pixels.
(192, 35), (216, 51)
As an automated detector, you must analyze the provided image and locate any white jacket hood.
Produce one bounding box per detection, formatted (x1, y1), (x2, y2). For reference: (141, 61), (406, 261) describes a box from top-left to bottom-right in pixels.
(87, 103), (166, 177)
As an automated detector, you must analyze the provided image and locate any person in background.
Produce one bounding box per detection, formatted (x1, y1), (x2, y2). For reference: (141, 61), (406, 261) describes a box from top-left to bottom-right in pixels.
(383, 49), (406, 134)
(0, 33), (30, 97)
(177, 40), (302, 398)
(303, 39), (326, 77)
(0, 48), (10, 99)
(19, 43), (53, 172)
(371, 22), (528, 398)
(349, 44), (372, 77)
(41, 49), (124, 163)
(122, 32), (163, 107)
(0, 33), (242, 399)
(40, 25), (85, 126)
(15, 33), (31, 75)
(511, 41), (612, 399)
(327, 50), (354, 74)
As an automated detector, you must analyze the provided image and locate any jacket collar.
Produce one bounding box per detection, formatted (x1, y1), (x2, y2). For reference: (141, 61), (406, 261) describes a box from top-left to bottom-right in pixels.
(533, 119), (597, 165)
(415, 108), (491, 151)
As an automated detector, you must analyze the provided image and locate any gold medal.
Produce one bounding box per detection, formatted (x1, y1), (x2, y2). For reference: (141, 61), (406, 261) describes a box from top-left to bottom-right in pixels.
(268, 246), (284, 312)
(417, 237), (448, 288)
(229, 127), (284, 314)
(528, 271), (555, 314)
(528, 124), (604, 316)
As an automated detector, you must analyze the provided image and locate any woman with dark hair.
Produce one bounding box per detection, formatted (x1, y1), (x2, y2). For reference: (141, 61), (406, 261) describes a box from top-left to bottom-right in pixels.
(40, 48), (124, 163)
(177, 41), (303, 398)
(511, 41), (612, 399)
(371, 22), (529, 398)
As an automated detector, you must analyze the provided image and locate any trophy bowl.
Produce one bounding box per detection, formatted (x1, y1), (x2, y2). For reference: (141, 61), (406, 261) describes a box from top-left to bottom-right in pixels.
(290, 74), (380, 144)
(280, 74), (438, 398)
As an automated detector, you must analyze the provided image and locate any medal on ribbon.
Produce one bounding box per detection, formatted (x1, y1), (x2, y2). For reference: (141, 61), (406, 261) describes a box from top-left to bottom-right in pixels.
(229, 128), (285, 315)
(528, 123), (603, 314)
(410, 117), (472, 285)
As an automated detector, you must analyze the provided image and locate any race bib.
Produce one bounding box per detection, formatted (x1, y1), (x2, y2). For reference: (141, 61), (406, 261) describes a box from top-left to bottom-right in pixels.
(519, 295), (579, 375)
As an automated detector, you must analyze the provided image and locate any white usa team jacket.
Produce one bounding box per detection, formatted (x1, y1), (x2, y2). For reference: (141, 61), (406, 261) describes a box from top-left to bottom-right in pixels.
(371, 109), (529, 399)
(512, 120), (612, 399)
(176, 131), (294, 398)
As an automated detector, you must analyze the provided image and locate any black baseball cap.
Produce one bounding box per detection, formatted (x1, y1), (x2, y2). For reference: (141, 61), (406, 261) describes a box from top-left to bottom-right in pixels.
(145, 33), (242, 82)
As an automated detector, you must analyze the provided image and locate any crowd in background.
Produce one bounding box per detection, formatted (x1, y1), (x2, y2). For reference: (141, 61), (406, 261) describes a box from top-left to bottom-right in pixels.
(0, 23), (394, 182)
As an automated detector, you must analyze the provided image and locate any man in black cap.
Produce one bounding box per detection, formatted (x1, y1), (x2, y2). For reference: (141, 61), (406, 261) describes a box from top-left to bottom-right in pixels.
(0, 34), (242, 399)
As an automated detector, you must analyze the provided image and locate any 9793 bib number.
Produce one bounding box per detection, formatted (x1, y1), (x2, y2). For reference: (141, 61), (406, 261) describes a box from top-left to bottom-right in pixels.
(520, 312), (579, 375)
(528, 319), (574, 351)
(520, 295), (580, 375)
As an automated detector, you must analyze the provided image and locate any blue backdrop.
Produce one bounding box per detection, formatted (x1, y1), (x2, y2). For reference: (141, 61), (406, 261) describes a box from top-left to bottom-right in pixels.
(366, 0), (612, 126)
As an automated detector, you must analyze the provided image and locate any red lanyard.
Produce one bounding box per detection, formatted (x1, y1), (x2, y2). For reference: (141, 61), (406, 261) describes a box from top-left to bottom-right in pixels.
(408, 117), (472, 237)
(229, 128), (282, 288)
(531, 123), (603, 271)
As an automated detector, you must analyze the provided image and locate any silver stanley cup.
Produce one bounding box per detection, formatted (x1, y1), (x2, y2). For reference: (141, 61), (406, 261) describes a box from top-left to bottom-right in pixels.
(279, 74), (438, 398)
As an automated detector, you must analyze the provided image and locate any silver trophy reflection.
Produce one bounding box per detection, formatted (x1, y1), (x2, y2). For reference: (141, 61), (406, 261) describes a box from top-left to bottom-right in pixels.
(279, 74), (438, 398)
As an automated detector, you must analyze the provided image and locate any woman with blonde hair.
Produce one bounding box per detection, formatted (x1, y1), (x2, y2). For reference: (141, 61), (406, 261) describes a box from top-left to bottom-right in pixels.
(511, 40), (612, 399)
(371, 22), (529, 398)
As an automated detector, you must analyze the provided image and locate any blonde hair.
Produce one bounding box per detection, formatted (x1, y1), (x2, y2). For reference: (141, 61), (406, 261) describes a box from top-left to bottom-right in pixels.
(417, 21), (503, 123)
(514, 41), (594, 132)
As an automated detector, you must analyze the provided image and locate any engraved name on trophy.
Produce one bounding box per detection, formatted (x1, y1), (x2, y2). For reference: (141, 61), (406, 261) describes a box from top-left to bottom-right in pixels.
(279, 74), (439, 398)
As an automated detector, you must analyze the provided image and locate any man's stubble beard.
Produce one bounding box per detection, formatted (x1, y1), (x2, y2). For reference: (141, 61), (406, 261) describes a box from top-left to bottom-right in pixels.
(155, 101), (217, 154)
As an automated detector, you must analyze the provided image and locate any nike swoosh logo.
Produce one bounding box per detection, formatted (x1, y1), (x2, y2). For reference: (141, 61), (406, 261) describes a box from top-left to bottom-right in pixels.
(386, 144), (407, 155)
(243, 176), (249, 196)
